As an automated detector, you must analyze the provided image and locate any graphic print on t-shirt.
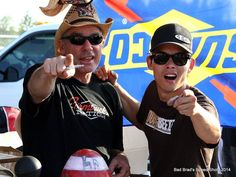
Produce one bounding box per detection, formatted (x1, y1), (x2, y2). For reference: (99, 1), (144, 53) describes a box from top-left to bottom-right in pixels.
(69, 96), (109, 120)
(145, 110), (175, 135)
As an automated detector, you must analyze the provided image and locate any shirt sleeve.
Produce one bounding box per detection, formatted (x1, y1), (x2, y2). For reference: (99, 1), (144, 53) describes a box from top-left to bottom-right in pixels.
(18, 64), (42, 118)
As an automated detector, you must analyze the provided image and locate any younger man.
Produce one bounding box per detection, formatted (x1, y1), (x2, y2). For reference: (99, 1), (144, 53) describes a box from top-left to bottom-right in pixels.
(97, 23), (221, 177)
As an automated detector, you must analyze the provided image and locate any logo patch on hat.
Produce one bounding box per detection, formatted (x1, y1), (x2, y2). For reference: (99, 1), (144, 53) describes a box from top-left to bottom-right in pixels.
(64, 4), (96, 24)
(77, 3), (95, 17)
(175, 34), (191, 44)
(60, 0), (92, 5)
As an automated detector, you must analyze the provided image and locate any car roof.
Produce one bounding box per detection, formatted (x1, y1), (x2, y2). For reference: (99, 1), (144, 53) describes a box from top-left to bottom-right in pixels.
(0, 23), (59, 56)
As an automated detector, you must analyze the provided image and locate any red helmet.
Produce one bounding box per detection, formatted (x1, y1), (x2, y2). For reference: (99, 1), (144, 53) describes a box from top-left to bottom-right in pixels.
(61, 149), (112, 177)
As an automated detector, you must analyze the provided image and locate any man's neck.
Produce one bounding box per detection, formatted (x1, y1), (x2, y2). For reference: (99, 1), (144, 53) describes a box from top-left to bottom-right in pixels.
(74, 72), (93, 84)
(157, 83), (189, 102)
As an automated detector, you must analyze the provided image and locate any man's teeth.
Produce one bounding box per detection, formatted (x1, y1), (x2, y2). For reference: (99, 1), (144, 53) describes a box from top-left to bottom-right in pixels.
(164, 74), (177, 80)
(166, 74), (176, 77)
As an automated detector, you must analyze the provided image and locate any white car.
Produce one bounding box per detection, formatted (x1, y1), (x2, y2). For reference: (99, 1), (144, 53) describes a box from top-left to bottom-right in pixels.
(0, 24), (149, 175)
(0, 24), (59, 107)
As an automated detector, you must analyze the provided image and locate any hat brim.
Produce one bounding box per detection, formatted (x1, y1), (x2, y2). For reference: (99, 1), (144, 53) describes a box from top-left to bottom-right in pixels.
(54, 18), (113, 56)
(150, 41), (192, 54)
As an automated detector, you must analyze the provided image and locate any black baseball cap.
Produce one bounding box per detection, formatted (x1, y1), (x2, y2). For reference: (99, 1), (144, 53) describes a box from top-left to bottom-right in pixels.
(150, 23), (192, 53)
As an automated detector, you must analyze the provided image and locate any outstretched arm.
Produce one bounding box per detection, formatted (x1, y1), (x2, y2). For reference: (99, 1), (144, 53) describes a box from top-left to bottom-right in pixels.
(96, 66), (143, 129)
(28, 54), (76, 103)
(169, 89), (221, 144)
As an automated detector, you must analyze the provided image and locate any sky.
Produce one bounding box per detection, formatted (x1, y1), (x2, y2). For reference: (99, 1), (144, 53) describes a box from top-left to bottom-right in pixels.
(0, 0), (69, 26)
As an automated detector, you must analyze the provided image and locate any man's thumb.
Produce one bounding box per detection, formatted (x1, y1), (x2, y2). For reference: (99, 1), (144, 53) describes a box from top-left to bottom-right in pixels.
(65, 54), (74, 66)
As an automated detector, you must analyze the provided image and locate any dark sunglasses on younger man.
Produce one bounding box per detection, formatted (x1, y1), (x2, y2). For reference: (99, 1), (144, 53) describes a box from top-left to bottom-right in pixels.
(61, 33), (103, 45)
(150, 52), (192, 66)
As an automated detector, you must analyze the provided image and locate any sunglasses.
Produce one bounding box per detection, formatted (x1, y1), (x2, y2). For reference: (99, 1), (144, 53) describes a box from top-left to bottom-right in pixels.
(61, 33), (103, 45)
(150, 52), (192, 66)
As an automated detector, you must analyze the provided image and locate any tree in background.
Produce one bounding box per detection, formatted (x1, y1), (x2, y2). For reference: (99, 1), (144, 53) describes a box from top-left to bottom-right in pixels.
(0, 16), (18, 48)
(18, 13), (34, 34)
(0, 16), (17, 35)
(0, 13), (34, 48)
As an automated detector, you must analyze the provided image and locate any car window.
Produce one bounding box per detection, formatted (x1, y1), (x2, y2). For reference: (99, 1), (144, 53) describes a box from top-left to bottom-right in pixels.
(0, 32), (55, 82)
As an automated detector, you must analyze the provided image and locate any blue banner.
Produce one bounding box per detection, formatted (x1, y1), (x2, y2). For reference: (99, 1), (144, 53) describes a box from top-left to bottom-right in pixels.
(93, 0), (236, 127)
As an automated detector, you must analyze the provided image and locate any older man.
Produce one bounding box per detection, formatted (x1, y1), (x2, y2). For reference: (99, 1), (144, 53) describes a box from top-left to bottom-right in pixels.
(17, 1), (130, 177)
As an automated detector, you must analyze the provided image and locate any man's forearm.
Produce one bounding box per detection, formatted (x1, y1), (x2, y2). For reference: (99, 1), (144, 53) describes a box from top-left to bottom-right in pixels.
(28, 66), (57, 104)
(114, 83), (143, 129)
(191, 104), (221, 144)
(109, 149), (124, 159)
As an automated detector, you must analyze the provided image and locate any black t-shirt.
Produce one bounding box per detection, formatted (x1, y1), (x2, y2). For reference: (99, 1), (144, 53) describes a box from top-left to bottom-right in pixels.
(137, 80), (219, 177)
(19, 64), (124, 177)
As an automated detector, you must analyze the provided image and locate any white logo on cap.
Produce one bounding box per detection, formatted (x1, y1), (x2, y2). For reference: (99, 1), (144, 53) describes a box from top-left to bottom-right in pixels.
(175, 34), (191, 44)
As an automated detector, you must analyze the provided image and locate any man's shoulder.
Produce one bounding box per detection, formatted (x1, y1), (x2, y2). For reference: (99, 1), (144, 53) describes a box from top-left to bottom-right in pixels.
(190, 86), (213, 102)
(26, 64), (42, 75)
(143, 80), (157, 97)
(190, 86), (218, 116)
(24, 64), (42, 83)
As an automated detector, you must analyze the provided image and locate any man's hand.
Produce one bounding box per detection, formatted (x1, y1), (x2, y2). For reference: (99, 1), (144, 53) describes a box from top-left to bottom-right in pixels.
(43, 54), (76, 79)
(96, 65), (118, 86)
(169, 89), (221, 144)
(170, 89), (198, 117)
(109, 153), (130, 177)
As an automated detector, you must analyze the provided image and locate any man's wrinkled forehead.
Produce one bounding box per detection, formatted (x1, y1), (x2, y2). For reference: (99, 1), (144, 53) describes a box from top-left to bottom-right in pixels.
(63, 25), (102, 36)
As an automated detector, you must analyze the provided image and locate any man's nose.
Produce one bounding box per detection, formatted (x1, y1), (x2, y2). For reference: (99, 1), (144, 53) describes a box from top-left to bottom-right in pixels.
(82, 39), (93, 49)
(166, 57), (176, 68)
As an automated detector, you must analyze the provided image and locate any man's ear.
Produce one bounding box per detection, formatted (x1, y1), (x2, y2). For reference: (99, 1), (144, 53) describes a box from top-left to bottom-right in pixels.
(146, 56), (153, 70)
(57, 40), (65, 55)
(188, 58), (195, 73)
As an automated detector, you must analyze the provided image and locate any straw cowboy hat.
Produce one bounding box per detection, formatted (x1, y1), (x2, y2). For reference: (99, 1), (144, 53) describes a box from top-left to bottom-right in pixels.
(40, 0), (68, 16)
(40, 0), (92, 16)
(40, 0), (113, 56)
